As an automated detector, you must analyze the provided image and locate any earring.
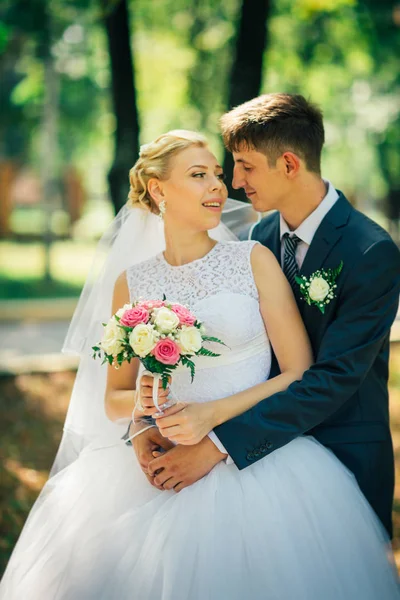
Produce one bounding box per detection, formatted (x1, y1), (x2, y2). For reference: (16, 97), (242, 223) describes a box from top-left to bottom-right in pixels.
(158, 199), (166, 220)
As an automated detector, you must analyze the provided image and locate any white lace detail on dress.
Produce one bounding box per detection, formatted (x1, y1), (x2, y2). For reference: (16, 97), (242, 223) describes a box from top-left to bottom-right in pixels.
(126, 240), (271, 403)
(126, 240), (260, 308)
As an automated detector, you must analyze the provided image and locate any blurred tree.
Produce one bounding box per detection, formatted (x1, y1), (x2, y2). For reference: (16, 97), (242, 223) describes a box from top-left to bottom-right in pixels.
(359, 0), (400, 241)
(38, 1), (60, 282)
(102, 0), (139, 214)
(223, 0), (271, 198)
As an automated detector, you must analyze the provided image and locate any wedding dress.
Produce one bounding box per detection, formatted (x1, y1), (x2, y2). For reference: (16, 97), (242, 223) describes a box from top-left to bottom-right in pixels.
(1, 240), (399, 599)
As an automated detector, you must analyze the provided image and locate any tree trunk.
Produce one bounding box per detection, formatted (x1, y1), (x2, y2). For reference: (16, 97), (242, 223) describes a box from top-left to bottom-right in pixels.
(102, 0), (140, 214)
(223, 0), (271, 199)
(38, 2), (60, 283)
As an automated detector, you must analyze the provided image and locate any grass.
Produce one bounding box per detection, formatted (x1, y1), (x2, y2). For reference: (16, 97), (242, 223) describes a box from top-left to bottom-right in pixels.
(0, 275), (83, 299)
(0, 345), (400, 577)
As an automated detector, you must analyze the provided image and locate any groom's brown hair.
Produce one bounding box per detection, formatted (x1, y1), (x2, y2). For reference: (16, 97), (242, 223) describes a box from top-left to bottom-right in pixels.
(220, 93), (324, 174)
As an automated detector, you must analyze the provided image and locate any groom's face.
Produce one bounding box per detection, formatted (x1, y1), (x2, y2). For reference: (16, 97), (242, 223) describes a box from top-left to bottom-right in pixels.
(232, 148), (288, 212)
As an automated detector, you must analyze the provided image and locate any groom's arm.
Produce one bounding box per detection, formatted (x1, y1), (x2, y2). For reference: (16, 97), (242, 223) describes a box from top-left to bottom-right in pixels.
(213, 238), (400, 469)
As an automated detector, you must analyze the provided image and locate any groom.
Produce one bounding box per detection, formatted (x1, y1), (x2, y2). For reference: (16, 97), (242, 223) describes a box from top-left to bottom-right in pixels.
(137, 93), (400, 538)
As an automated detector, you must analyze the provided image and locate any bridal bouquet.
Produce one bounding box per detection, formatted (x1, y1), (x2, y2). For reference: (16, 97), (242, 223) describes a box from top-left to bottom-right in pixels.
(92, 299), (225, 389)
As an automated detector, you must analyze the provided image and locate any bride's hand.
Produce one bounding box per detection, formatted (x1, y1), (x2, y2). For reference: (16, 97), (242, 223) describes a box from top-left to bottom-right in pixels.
(137, 373), (171, 416)
(155, 402), (217, 445)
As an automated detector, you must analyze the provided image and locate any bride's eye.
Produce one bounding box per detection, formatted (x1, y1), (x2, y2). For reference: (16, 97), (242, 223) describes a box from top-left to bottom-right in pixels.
(217, 173), (226, 181)
(192, 172), (206, 178)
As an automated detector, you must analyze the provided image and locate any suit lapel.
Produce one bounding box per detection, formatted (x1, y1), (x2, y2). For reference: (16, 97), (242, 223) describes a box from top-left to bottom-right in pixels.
(268, 214), (281, 264)
(254, 211), (281, 263)
(300, 192), (351, 278)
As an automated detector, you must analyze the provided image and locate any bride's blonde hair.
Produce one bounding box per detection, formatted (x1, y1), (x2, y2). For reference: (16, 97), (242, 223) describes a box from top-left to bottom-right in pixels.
(127, 130), (208, 212)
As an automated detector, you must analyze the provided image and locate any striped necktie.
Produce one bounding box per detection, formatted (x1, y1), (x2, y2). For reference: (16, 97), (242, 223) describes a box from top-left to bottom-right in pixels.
(283, 233), (301, 289)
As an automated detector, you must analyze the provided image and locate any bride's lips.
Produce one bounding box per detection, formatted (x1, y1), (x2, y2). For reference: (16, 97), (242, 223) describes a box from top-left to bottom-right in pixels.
(202, 198), (225, 212)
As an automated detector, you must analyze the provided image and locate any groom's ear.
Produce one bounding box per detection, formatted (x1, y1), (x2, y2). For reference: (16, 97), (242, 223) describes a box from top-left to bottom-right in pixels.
(281, 152), (301, 178)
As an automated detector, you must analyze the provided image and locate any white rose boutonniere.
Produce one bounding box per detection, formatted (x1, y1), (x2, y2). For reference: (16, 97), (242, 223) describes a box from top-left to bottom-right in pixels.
(296, 261), (343, 314)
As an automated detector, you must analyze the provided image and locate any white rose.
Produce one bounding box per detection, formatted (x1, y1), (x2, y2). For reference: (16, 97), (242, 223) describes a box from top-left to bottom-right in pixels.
(154, 307), (180, 333)
(177, 326), (202, 354)
(115, 303), (132, 318)
(100, 318), (125, 356)
(129, 323), (158, 358)
(308, 277), (330, 302)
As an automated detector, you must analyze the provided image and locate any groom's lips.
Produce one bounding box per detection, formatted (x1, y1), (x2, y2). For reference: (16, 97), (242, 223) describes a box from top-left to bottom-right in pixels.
(245, 190), (256, 198)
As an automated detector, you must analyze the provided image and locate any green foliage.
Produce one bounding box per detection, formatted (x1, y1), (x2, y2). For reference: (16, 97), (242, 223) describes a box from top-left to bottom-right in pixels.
(1, 0), (398, 237)
(181, 355), (195, 382)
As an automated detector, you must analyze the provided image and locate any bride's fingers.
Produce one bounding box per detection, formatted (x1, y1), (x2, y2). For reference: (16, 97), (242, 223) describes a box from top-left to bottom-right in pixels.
(141, 402), (170, 416)
(156, 403), (187, 418)
(155, 410), (188, 429)
(141, 375), (171, 388)
(158, 424), (187, 438)
(140, 387), (169, 400)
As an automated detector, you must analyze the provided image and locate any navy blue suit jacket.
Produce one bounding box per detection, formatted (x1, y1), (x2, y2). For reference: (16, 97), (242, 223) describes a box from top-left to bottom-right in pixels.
(214, 192), (400, 537)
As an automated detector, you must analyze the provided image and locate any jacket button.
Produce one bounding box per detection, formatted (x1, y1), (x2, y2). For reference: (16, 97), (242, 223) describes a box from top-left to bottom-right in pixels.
(260, 445), (267, 453)
(266, 441), (273, 450)
(246, 452), (255, 461)
(253, 450), (261, 458)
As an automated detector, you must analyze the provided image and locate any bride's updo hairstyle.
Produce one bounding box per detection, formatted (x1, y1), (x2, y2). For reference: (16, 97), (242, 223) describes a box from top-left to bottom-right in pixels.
(127, 130), (208, 213)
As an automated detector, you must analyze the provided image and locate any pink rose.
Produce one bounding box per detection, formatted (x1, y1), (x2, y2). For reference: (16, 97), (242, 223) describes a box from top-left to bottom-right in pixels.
(171, 304), (196, 326)
(140, 300), (165, 310)
(120, 306), (149, 328)
(152, 338), (181, 365)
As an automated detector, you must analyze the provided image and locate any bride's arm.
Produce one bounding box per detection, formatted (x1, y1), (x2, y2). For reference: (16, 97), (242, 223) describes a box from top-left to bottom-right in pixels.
(105, 272), (170, 438)
(156, 245), (313, 444)
(104, 272), (141, 422)
(213, 244), (313, 422)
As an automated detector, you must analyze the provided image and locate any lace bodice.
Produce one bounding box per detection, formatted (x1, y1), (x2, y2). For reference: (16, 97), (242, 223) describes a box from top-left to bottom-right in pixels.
(126, 241), (272, 402)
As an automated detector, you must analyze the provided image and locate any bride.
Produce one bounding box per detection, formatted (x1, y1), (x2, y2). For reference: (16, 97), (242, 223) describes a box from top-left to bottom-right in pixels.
(1, 130), (399, 599)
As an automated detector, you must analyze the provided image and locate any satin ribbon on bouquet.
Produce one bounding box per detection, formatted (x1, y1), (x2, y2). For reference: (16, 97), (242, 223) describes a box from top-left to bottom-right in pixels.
(125, 370), (178, 444)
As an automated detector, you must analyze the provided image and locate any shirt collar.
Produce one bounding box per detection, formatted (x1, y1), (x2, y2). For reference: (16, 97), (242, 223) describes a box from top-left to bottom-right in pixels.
(280, 180), (339, 245)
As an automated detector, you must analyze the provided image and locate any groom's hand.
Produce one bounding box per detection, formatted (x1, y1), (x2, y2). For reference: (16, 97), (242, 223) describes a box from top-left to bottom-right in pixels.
(148, 436), (226, 492)
(132, 427), (174, 489)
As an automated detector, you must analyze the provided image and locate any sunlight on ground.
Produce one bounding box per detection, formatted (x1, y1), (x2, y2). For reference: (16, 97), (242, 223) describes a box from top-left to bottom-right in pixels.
(0, 241), (96, 286)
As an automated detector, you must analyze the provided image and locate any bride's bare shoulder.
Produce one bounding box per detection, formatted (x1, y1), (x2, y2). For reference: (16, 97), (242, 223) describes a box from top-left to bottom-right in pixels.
(250, 242), (279, 269)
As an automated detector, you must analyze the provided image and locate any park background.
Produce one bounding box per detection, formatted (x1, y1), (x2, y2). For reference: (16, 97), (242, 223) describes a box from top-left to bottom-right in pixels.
(0, 0), (399, 576)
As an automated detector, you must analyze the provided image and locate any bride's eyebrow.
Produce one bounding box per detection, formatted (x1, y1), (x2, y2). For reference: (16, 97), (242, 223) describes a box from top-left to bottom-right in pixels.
(185, 164), (208, 171)
(185, 164), (223, 172)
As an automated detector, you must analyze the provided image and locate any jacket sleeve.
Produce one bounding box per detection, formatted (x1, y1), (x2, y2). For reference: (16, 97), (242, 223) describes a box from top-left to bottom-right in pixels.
(213, 239), (400, 469)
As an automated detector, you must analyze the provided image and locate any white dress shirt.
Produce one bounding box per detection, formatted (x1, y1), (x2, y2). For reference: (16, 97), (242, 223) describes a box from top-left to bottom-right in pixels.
(210, 180), (339, 462)
(280, 180), (339, 268)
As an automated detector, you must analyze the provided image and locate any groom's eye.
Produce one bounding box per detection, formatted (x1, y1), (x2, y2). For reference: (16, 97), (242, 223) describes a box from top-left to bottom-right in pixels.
(243, 166), (252, 172)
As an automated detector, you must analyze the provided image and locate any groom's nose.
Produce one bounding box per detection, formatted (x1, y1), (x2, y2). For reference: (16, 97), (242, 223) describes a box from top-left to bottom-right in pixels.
(232, 167), (245, 190)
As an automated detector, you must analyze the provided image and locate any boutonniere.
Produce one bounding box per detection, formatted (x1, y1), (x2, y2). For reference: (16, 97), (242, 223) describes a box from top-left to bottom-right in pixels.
(295, 261), (343, 314)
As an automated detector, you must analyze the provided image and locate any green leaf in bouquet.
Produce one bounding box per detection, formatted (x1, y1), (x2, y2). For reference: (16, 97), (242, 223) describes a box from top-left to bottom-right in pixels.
(202, 335), (227, 347)
(161, 367), (175, 389)
(196, 347), (221, 358)
(181, 356), (196, 382)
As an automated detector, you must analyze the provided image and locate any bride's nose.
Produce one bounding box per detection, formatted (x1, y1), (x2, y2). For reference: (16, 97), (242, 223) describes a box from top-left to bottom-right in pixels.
(209, 175), (223, 191)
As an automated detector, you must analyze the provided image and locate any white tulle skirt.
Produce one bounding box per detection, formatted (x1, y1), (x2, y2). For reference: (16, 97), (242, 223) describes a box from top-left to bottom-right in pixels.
(1, 435), (399, 599)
